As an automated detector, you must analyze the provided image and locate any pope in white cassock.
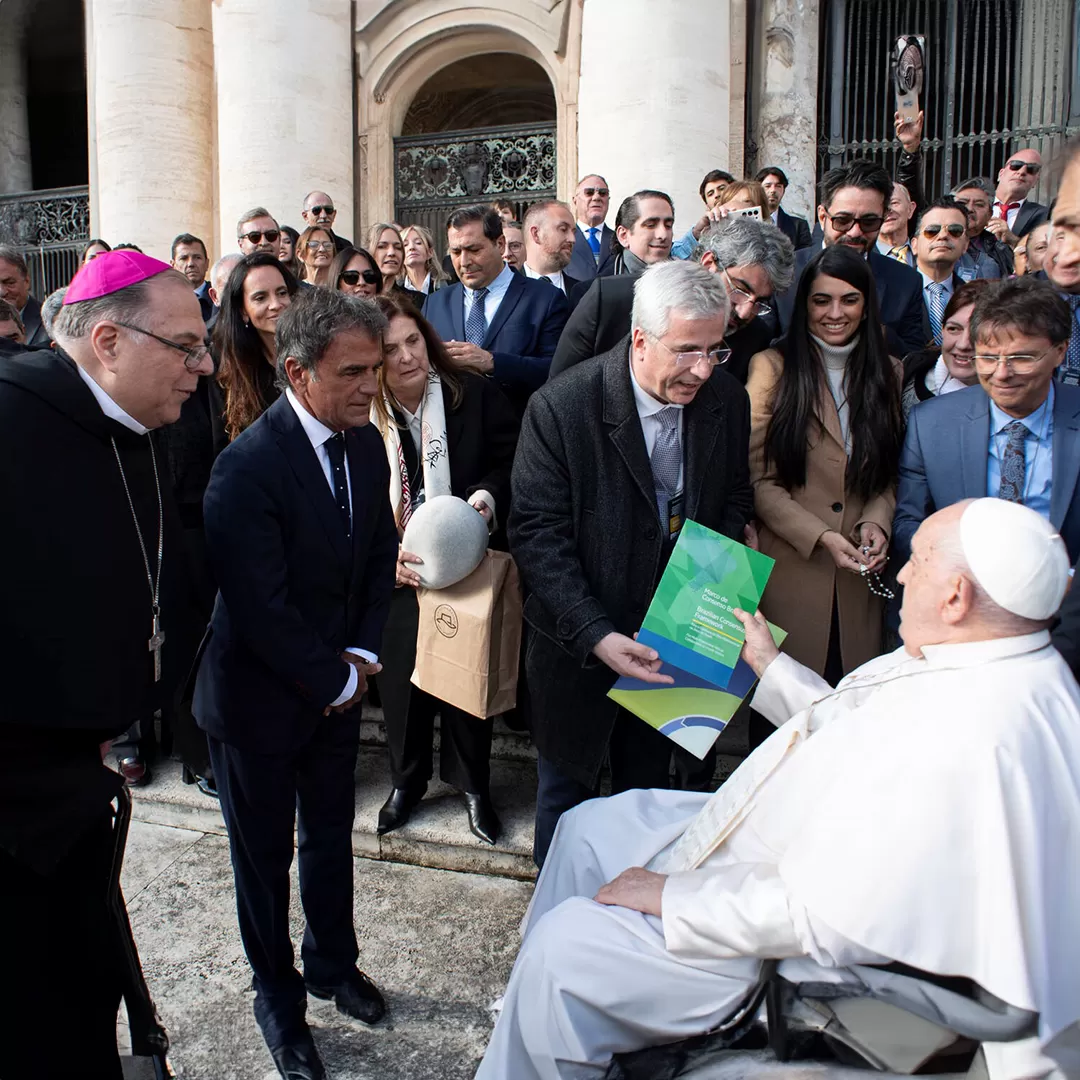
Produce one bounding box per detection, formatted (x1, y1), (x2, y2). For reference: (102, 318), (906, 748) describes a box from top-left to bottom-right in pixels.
(476, 499), (1080, 1080)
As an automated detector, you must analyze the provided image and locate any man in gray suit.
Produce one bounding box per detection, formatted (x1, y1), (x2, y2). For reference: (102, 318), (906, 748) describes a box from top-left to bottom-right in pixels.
(508, 261), (754, 866)
(894, 277), (1080, 565)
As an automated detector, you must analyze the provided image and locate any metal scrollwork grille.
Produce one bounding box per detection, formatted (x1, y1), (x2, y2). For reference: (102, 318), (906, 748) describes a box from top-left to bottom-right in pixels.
(0, 185), (90, 295)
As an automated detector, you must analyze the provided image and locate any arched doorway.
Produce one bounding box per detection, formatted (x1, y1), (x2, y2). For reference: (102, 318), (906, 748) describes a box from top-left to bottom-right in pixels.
(393, 54), (557, 257)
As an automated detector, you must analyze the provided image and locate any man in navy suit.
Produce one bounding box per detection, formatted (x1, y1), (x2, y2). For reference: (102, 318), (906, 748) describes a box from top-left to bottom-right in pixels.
(910, 197), (971, 347)
(774, 159), (925, 357)
(567, 173), (615, 281)
(756, 166), (813, 250)
(894, 278), (1080, 567)
(988, 148), (1049, 247)
(170, 232), (213, 322)
(0, 245), (49, 346)
(194, 289), (398, 1080)
(423, 204), (569, 411)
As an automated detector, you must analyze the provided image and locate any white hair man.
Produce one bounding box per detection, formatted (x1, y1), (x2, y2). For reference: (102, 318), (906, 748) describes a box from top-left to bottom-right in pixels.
(205, 252), (242, 330)
(484, 497), (1080, 1080)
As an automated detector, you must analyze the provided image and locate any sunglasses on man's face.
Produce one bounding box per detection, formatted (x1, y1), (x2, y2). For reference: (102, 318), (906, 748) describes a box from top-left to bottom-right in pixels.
(240, 229), (280, 245)
(340, 269), (380, 286)
(582, 187), (610, 198)
(824, 211), (885, 234)
(308, 205), (335, 216)
(921, 223), (967, 238)
(1007, 160), (1042, 176)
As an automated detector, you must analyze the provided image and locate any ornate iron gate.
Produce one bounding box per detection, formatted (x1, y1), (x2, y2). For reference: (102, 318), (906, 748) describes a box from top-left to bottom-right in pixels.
(818, 0), (1079, 200)
(0, 185), (90, 296)
(393, 122), (556, 258)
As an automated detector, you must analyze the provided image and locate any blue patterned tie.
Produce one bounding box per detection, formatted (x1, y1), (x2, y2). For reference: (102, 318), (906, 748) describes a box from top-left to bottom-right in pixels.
(997, 420), (1029, 503)
(926, 282), (947, 346)
(325, 431), (352, 537)
(1063, 294), (1080, 383)
(587, 227), (601, 261)
(465, 286), (488, 346)
(650, 407), (682, 520)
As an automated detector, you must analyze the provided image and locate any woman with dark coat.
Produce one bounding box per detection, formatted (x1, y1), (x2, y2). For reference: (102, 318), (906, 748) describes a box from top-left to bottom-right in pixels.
(370, 295), (520, 845)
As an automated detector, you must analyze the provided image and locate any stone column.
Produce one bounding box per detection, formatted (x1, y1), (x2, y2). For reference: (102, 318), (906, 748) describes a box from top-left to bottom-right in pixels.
(85, 0), (214, 259)
(0, 0), (34, 194)
(754, 0), (820, 221)
(577, 0), (733, 235)
(213, 0), (354, 251)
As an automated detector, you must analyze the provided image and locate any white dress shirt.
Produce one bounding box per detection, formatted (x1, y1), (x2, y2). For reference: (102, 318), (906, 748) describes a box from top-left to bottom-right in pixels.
(994, 197), (1026, 230)
(523, 262), (568, 295)
(628, 351), (684, 492)
(463, 261), (515, 334)
(285, 389), (376, 705)
(404, 273), (432, 296)
(76, 365), (148, 435)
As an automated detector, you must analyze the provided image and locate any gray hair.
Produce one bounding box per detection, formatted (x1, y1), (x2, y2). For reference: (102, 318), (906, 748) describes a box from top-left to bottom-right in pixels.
(210, 253), (242, 297)
(951, 176), (995, 199)
(0, 245), (28, 276)
(236, 206), (276, 236)
(275, 287), (388, 386)
(631, 260), (731, 339)
(694, 216), (796, 293)
(51, 270), (186, 342)
(39, 288), (66, 335)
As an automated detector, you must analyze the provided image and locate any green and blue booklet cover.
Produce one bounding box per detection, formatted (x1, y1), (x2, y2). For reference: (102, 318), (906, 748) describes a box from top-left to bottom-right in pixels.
(608, 519), (784, 759)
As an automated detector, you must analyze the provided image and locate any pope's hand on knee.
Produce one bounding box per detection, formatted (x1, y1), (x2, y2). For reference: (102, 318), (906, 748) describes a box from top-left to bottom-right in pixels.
(594, 867), (667, 916)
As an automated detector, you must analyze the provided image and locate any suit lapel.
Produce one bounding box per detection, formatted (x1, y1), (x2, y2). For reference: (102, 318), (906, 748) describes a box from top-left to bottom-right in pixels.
(868, 249), (891, 310)
(270, 397), (352, 568)
(346, 429), (374, 576)
(484, 272), (525, 346)
(1050, 388), (1080, 528)
(683, 380), (724, 522)
(960, 392), (992, 498)
(449, 284), (466, 341)
(603, 351), (659, 515)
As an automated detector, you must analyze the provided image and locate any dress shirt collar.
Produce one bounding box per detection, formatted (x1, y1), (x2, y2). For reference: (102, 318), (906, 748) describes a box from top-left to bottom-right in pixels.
(286, 386), (337, 449)
(578, 220), (602, 236)
(628, 347), (682, 416)
(989, 382), (1054, 436)
(919, 270), (955, 296)
(465, 260), (514, 303)
(404, 273), (431, 295)
(920, 630), (1051, 668)
(75, 363), (148, 435)
(770, 210), (779, 225)
(523, 262), (565, 290)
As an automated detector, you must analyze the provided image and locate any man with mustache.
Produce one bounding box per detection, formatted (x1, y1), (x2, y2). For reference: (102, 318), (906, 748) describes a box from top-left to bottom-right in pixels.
(910, 197), (971, 346)
(775, 159), (925, 356)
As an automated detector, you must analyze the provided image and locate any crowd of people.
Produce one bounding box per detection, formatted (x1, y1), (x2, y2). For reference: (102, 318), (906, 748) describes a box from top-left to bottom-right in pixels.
(2, 108), (1080, 1080)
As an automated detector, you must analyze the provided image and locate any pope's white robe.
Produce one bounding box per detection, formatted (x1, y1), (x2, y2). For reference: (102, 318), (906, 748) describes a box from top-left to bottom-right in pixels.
(476, 631), (1080, 1080)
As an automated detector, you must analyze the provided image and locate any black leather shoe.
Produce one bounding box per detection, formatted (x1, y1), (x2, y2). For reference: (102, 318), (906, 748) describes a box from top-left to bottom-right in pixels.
(376, 785), (426, 835)
(307, 968), (386, 1025)
(464, 792), (501, 845)
(181, 764), (218, 798)
(270, 1027), (325, 1080)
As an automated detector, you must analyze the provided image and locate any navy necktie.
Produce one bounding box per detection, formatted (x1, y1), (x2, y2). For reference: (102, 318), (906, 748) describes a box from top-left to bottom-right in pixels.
(1063, 294), (1080, 381)
(465, 287), (488, 346)
(325, 431), (351, 538)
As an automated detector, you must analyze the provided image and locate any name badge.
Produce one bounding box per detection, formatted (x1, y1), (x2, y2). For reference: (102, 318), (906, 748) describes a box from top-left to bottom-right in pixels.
(667, 492), (685, 539)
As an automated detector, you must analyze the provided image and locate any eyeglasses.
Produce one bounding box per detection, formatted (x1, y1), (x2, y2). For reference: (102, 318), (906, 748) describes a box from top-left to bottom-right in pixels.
(582, 187), (610, 198)
(114, 321), (211, 370)
(339, 269), (380, 286)
(972, 345), (1057, 374)
(308, 205), (335, 216)
(1006, 160), (1042, 176)
(305, 240), (335, 252)
(651, 336), (732, 369)
(239, 229), (280, 245)
(921, 223), (967, 238)
(722, 268), (773, 317)
(823, 211), (885, 234)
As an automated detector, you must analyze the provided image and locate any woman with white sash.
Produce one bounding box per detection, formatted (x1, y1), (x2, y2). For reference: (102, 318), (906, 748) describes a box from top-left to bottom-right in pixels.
(370, 295), (520, 844)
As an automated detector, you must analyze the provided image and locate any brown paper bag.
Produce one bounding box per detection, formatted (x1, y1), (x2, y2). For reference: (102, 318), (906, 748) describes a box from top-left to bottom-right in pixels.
(411, 550), (522, 719)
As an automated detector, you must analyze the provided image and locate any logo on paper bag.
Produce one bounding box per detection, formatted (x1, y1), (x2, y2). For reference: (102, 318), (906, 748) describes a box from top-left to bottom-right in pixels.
(434, 604), (459, 638)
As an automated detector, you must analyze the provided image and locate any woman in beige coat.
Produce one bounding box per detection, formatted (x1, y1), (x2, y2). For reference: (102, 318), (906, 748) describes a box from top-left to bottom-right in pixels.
(747, 245), (904, 684)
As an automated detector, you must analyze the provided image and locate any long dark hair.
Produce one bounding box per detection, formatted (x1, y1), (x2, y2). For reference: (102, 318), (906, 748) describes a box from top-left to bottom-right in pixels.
(327, 245), (383, 293)
(213, 252), (299, 440)
(764, 245), (902, 501)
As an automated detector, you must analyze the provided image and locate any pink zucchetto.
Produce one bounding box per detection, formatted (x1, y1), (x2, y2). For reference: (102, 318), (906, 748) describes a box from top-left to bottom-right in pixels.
(63, 250), (173, 304)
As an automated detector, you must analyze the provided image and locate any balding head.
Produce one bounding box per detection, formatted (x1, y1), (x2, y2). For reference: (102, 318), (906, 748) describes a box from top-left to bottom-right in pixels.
(996, 147), (1043, 203)
(209, 253), (242, 306)
(302, 190), (337, 230)
(896, 500), (1068, 656)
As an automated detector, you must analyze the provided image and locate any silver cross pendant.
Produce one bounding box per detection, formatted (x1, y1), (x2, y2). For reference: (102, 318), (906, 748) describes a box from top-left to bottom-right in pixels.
(148, 607), (165, 683)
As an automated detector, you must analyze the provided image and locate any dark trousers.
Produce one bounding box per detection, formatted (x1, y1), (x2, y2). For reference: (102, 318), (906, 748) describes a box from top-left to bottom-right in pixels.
(533, 710), (716, 866)
(379, 587), (494, 793)
(208, 714), (360, 1050)
(0, 813), (124, 1079)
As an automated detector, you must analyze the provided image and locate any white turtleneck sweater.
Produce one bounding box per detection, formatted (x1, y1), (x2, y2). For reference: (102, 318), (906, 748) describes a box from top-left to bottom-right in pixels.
(811, 333), (859, 454)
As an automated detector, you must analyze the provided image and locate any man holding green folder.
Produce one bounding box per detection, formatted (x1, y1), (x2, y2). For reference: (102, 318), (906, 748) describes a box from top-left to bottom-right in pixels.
(508, 260), (754, 865)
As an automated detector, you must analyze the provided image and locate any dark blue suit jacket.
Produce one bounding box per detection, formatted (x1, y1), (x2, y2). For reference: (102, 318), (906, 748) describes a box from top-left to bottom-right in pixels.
(194, 394), (398, 753)
(776, 206), (813, 250)
(567, 223), (615, 282)
(776, 245), (927, 357)
(893, 383), (1080, 563)
(422, 271), (568, 407)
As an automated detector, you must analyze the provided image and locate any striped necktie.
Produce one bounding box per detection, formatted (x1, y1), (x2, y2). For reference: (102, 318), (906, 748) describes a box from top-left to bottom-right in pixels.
(888, 244), (910, 265)
(926, 281), (947, 346)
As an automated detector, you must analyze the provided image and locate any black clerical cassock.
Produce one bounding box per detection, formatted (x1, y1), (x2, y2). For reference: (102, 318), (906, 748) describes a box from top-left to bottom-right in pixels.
(0, 348), (191, 1077)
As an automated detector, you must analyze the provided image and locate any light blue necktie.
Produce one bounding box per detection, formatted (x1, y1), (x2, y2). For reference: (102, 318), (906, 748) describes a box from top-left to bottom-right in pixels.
(465, 286), (488, 346)
(926, 281), (947, 346)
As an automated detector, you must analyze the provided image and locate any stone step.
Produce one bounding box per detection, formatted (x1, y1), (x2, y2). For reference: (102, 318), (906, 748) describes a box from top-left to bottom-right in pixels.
(131, 748), (539, 882)
(358, 705), (536, 763)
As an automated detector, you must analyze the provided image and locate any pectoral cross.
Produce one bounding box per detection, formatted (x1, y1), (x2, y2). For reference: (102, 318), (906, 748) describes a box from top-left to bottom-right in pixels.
(148, 606), (165, 683)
